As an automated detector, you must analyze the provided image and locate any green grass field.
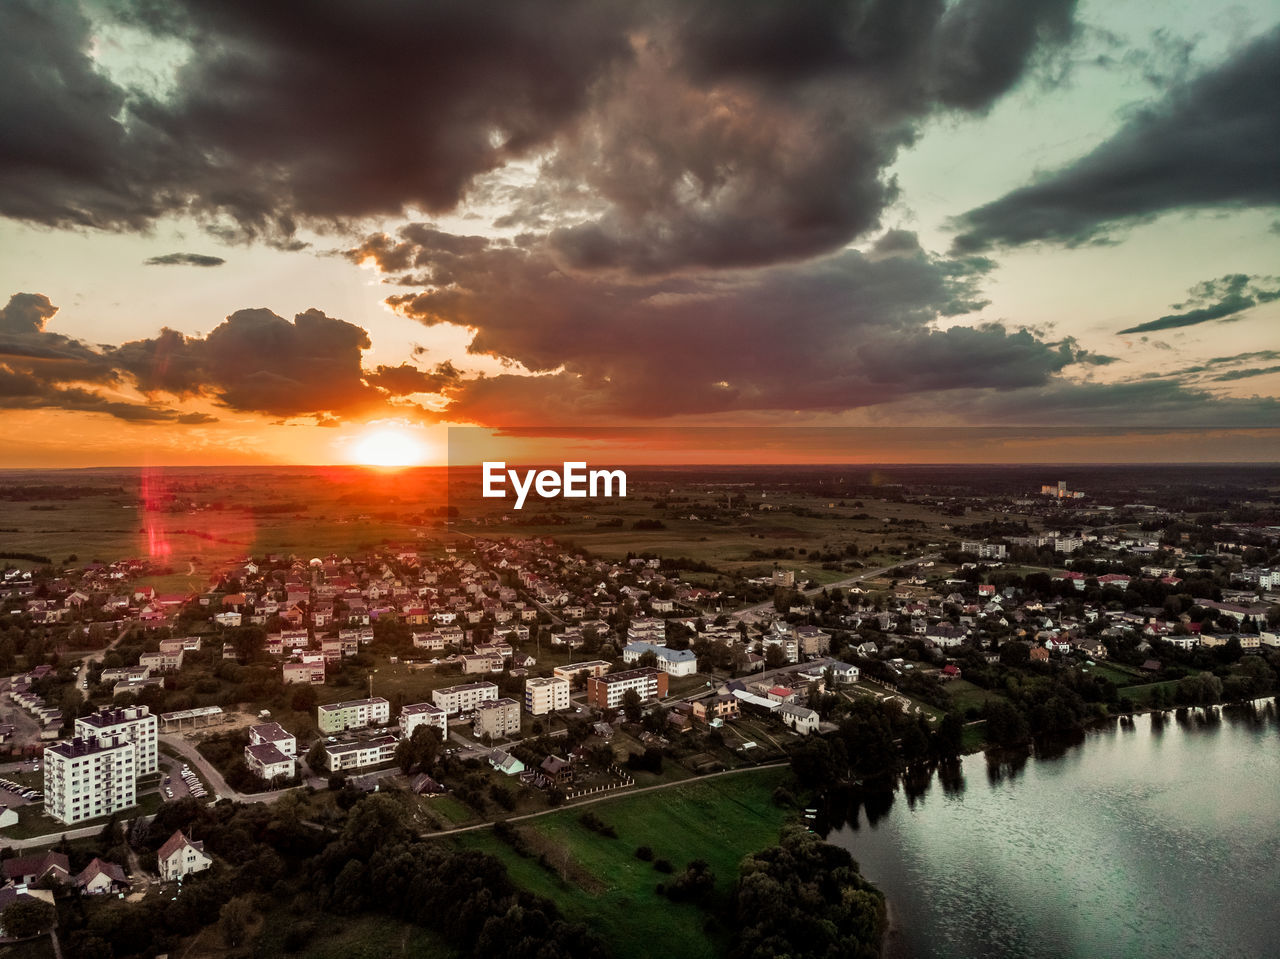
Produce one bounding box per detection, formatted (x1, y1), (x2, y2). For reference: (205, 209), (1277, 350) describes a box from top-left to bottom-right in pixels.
(453, 766), (792, 959)
(946, 679), (1007, 712)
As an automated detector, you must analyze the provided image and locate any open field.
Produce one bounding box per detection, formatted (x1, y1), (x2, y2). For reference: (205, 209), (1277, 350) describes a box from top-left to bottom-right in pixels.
(947, 679), (1007, 712)
(453, 765), (792, 959)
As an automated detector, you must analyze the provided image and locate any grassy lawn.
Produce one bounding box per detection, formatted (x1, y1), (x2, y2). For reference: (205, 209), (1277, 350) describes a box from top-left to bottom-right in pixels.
(961, 720), (988, 752)
(946, 679), (1007, 712)
(1, 791), (163, 841)
(1117, 680), (1180, 706)
(1084, 662), (1145, 687)
(453, 766), (792, 959)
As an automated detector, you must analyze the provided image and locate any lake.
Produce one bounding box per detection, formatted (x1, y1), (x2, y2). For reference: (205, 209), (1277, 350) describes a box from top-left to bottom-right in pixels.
(828, 702), (1280, 959)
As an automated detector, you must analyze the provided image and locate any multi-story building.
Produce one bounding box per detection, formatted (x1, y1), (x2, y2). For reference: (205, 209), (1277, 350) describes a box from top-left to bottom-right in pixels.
(323, 735), (398, 772)
(139, 649), (184, 673)
(157, 830), (212, 881)
(432, 681), (498, 716)
(317, 697), (390, 734)
(282, 656), (326, 685)
(43, 734), (136, 825)
(244, 742), (294, 780)
(585, 667), (668, 710)
(552, 660), (611, 684)
(524, 676), (570, 715)
(248, 721), (296, 757)
(399, 702), (447, 739)
(960, 541), (1009, 560)
(622, 643), (698, 676)
(75, 706), (158, 775)
(473, 698), (521, 740)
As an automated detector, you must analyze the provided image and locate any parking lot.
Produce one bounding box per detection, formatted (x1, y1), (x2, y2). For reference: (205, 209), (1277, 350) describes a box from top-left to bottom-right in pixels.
(0, 766), (43, 807)
(158, 755), (207, 802)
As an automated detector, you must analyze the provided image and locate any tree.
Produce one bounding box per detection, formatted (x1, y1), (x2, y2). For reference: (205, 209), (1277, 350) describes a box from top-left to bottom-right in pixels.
(621, 688), (643, 723)
(2, 898), (56, 939)
(218, 895), (254, 948)
(395, 724), (444, 775)
(306, 739), (327, 772)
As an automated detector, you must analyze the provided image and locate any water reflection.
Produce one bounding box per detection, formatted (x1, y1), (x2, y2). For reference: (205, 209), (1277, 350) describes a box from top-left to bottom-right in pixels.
(828, 705), (1280, 959)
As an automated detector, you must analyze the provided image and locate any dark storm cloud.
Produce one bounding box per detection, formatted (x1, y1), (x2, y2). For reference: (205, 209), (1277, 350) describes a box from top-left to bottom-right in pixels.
(361, 226), (1113, 421)
(110, 307), (389, 418)
(1208, 365), (1280, 383)
(928, 0), (1077, 110)
(0, 3), (170, 230)
(538, 0), (1079, 273)
(2, 0), (636, 239)
(364, 362), (462, 397)
(0, 292), (451, 423)
(3, 0), (1077, 265)
(144, 253), (226, 267)
(1118, 274), (1280, 335)
(0, 293), (120, 386)
(952, 26), (1280, 251)
(0, 293), (59, 335)
(930, 379), (1280, 427)
(0, 366), (197, 423)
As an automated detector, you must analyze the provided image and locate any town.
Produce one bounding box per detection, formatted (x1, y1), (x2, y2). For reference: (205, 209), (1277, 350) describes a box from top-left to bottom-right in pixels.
(0, 464), (1278, 957)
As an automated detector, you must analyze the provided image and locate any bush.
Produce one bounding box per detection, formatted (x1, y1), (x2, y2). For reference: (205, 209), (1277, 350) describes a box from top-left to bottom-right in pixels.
(634, 845), (654, 861)
(578, 811), (617, 838)
(653, 858), (674, 874)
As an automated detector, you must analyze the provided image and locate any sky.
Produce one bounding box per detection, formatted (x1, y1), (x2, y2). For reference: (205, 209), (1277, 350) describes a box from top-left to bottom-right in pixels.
(1, 0), (1278, 467)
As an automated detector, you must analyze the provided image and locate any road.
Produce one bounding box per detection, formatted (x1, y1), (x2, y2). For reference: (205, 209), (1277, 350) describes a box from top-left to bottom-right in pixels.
(74, 626), (129, 691)
(158, 734), (325, 804)
(731, 553), (940, 623)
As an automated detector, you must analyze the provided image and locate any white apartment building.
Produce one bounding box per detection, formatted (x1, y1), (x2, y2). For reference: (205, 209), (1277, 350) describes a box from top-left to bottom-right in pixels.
(75, 705), (159, 775)
(44, 734), (136, 825)
(323, 735), (398, 771)
(432, 681), (498, 716)
(317, 697), (390, 734)
(399, 702), (448, 738)
(524, 676), (570, 715)
(248, 721), (296, 757)
(244, 742), (294, 780)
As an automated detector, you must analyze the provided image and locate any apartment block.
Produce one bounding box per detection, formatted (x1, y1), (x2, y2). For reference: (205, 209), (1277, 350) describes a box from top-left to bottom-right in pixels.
(585, 667), (668, 710)
(432, 681), (498, 716)
(282, 656), (326, 685)
(317, 697), (390, 734)
(473, 698), (521, 740)
(323, 735), (398, 772)
(552, 660), (611, 683)
(248, 721), (296, 757)
(399, 702), (447, 739)
(75, 705), (158, 776)
(44, 734), (136, 825)
(524, 676), (571, 715)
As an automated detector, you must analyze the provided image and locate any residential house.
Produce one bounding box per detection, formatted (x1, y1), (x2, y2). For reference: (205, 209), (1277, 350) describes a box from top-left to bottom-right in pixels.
(75, 858), (129, 895)
(157, 830), (212, 882)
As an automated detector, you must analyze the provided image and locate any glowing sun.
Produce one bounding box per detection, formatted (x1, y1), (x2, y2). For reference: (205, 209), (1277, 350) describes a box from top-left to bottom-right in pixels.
(349, 425), (429, 467)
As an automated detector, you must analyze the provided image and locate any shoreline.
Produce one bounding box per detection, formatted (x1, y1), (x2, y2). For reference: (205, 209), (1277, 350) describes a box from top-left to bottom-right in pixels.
(881, 896), (908, 959)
